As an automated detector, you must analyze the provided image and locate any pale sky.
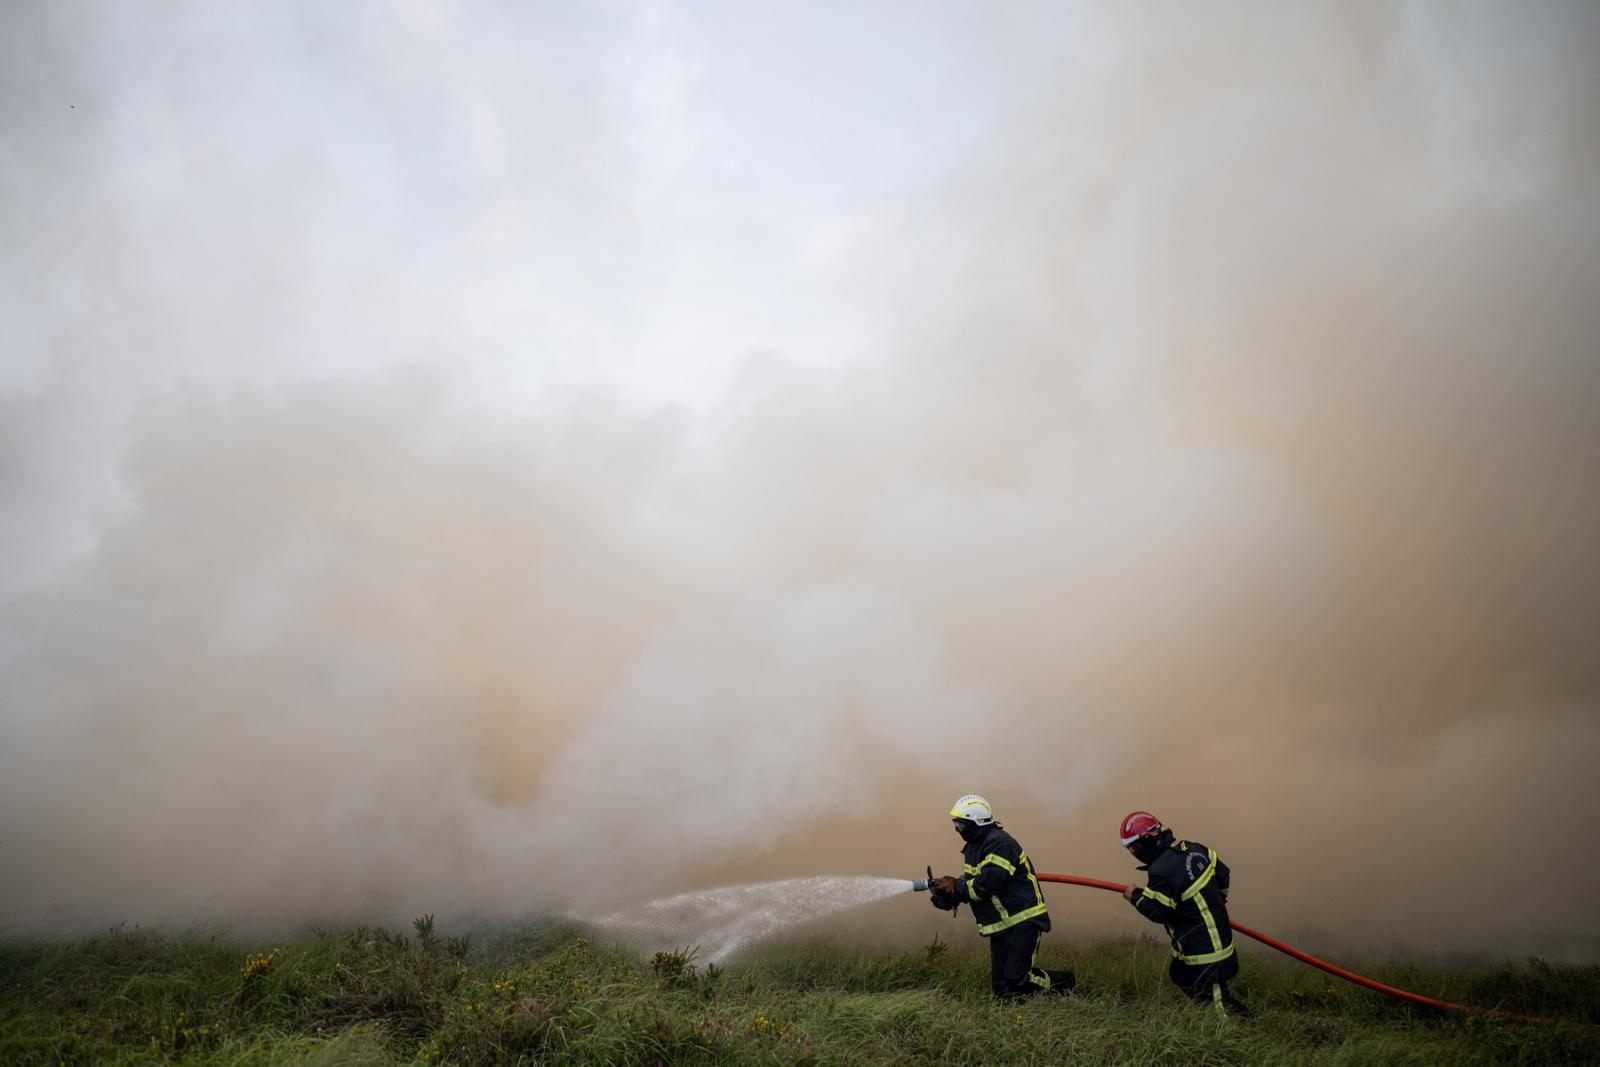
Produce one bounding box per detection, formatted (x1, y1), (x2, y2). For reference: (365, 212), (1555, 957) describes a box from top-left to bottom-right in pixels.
(2, 2), (1091, 591)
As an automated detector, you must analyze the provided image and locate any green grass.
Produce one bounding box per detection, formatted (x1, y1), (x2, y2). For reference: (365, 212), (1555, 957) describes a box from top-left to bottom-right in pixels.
(1, 920), (1594, 1065)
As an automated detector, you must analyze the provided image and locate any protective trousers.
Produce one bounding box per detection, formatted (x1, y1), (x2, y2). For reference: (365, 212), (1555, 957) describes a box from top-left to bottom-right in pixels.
(1169, 958), (1252, 1018)
(988, 922), (1055, 1000)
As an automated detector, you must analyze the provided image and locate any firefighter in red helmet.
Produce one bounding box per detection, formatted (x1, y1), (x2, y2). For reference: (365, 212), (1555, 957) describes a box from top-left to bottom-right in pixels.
(1119, 811), (1252, 1018)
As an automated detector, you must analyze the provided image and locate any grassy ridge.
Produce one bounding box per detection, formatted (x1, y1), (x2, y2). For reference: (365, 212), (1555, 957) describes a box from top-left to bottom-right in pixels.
(1, 918), (1595, 1065)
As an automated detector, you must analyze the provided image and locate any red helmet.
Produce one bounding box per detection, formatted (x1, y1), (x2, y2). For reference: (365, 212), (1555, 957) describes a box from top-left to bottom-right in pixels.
(1119, 811), (1164, 847)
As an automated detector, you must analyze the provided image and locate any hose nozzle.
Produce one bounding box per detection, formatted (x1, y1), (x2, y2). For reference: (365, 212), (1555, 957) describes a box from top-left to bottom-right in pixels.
(911, 864), (934, 893)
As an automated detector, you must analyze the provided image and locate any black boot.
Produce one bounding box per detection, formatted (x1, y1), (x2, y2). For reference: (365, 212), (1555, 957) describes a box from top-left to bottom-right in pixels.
(1220, 984), (1252, 1019)
(1045, 969), (1076, 996)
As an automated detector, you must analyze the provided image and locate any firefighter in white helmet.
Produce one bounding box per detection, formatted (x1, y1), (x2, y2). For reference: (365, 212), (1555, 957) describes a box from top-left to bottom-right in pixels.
(928, 795), (1075, 999)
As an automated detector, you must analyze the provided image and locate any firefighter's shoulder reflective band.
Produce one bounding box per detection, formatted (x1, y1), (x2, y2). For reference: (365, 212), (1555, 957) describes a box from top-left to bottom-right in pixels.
(978, 902), (1049, 935)
(1180, 849), (1218, 902)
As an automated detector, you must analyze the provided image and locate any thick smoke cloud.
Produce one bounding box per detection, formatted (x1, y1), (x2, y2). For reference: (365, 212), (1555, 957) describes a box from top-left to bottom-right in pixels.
(2, 3), (1598, 959)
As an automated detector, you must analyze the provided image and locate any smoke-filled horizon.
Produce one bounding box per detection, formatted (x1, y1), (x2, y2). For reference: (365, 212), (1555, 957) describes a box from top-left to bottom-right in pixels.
(3, 3), (1598, 960)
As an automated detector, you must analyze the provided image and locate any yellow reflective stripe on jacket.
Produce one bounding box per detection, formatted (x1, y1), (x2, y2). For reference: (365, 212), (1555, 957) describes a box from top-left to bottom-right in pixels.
(1160, 846), (1233, 965)
(964, 853), (1017, 876)
(964, 852), (1019, 902)
(982, 852), (1016, 875)
(1180, 849), (1218, 902)
(1020, 852), (1047, 912)
(1174, 887), (1234, 965)
(1170, 886), (1232, 965)
(1140, 887), (1177, 909)
(975, 850), (1049, 935)
(1195, 890), (1225, 952)
(978, 902), (1049, 935)
(1173, 943), (1236, 965)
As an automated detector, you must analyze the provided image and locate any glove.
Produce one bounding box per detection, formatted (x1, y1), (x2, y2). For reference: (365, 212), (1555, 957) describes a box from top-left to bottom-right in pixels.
(929, 875), (963, 911)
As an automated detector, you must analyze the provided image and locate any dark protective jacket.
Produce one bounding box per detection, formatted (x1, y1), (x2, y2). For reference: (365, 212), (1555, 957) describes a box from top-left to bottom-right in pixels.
(1132, 837), (1235, 968)
(959, 824), (1051, 936)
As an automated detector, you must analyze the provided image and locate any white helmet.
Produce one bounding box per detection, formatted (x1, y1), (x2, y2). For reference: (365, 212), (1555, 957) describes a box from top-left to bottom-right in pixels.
(949, 794), (995, 826)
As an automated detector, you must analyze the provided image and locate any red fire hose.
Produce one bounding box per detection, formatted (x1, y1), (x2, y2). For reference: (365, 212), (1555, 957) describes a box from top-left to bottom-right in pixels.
(1035, 872), (1559, 1025)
